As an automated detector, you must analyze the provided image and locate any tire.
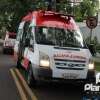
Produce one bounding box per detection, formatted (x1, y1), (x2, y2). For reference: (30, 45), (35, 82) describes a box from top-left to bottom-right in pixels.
(27, 64), (37, 87)
(10, 49), (14, 55)
(87, 77), (96, 84)
(3, 48), (7, 54)
(87, 71), (96, 83)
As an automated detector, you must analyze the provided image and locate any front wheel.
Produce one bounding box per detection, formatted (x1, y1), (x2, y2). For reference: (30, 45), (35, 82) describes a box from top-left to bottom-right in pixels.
(3, 48), (7, 54)
(87, 77), (96, 84)
(27, 64), (37, 87)
(87, 71), (96, 83)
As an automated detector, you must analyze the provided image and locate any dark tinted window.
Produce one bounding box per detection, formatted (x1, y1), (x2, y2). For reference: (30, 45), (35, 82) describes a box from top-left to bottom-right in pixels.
(35, 27), (85, 48)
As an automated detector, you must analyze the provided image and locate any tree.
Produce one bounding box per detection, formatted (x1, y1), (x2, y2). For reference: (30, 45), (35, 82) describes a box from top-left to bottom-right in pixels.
(0, 0), (98, 38)
(80, 0), (97, 18)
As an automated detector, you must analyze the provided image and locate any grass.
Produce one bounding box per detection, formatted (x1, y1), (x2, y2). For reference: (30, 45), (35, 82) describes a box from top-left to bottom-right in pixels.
(95, 62), (100, 71)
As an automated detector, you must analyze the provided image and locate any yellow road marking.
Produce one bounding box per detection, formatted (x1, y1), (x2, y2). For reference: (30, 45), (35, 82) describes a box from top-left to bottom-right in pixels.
(10, 69), (28, 100)
(15, 69), (37, 100)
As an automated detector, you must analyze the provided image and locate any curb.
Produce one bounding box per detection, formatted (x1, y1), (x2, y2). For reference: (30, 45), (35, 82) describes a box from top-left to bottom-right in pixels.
(10, 69), (28, 100)
(10, 68), (37, 100)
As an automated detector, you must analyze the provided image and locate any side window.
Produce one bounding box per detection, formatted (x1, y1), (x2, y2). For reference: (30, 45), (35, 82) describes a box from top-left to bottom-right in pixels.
(17, 29), (23, 41)
(22, 22), (30, 44)
(29, 27), (34, 46)
(17, 22), (25, 41)
(26, 26), (34, 47)
(25, 27), (31, 39)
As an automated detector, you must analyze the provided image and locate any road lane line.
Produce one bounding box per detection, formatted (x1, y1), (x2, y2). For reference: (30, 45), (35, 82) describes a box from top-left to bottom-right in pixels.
(15, 69), (37, 100)
(10, 69), (28, 100)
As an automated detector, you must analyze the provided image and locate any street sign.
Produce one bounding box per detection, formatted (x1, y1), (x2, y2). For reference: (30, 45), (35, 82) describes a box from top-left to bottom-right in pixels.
(86, 16), (98, 29)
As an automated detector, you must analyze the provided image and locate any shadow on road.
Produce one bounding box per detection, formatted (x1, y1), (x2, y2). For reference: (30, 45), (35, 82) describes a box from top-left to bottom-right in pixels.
(32, 82), (83, 100)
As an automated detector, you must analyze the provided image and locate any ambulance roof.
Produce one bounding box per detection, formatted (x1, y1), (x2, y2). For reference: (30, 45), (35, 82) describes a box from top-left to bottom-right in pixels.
(22, 10), (78, 30)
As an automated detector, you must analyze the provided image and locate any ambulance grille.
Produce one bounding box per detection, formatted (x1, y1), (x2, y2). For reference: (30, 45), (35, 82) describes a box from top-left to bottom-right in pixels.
(54, 59), (86, 70)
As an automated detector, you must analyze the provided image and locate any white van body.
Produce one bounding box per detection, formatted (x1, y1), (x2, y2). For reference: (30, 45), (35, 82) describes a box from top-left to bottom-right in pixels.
(14, 11), (95, 86)
(3, 32), (16, 54)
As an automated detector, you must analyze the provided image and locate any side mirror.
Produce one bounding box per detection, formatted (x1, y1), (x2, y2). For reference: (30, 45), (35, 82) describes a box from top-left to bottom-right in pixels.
(88, 44), (96, 56)
(25, 38), (30, 47)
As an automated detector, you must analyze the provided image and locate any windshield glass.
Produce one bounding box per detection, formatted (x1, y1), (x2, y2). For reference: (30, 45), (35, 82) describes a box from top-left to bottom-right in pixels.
(35, 27), (85, 48)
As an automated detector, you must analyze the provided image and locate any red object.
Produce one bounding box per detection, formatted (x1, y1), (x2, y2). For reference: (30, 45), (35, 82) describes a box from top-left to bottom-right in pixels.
(22, 58), (29, 70)
(22, 10), (78, 30)
(7, 32), (16, 35)
(22, 12), (32, 22)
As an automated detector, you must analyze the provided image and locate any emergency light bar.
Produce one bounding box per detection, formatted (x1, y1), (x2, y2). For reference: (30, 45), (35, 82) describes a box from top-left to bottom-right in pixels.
(41, 11), (74, 18)
(40, 10), (75, 22)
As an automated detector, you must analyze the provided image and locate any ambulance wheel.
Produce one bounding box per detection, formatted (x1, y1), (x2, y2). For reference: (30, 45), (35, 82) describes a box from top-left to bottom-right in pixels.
(87, 71), (96, 83)
(27, 64), (36, 87)
(87, 77), (96, 83)
(3, 48), (7, 54)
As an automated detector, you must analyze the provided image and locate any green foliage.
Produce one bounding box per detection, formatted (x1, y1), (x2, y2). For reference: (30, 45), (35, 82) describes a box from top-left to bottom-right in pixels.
(80, 0), (95, 17)
(73, 0), (98, 22)
(55, 0), (97, 21)
(85, 36), (100, 52)
(95, 62), (100, 71)
(0, 0), (98, 38)
(56, 0), (72, 13)
(0, 0), (51, 35)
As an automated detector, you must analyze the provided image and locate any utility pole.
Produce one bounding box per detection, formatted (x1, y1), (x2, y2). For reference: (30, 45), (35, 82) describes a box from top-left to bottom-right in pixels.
(52, 0), (56, 11)
(45, 0), (56, 11)
(73, 0), (75, 16)
(45, 0), (52, 10)
(89, 29), (93, 43)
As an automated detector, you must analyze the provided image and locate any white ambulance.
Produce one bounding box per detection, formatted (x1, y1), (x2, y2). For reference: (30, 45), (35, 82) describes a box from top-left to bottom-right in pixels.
(3, 32), (16, 54)
(14, 11), (95, 86)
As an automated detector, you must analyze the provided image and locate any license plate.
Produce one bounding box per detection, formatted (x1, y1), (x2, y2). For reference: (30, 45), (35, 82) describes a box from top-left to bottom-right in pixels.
(62, 73), (78, 79)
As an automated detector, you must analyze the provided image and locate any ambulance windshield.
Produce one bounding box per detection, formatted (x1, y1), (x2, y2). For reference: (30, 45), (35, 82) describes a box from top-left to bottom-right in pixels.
(35, 27), (85, 48)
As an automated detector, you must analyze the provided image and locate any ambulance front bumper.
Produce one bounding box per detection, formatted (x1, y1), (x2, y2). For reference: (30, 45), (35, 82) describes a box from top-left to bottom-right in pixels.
(33, 66), (95, 82)
(35, 67), (52, 79)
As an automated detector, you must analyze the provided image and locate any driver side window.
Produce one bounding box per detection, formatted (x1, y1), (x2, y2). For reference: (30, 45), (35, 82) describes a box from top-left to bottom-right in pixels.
(25, 26), (34, 48)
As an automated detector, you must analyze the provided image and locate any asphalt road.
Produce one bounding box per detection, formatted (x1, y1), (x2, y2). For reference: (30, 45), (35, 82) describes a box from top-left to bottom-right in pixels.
(0, 46), (84, 100)
(32, 82), (83, 100)
(0, 47), (20, 100)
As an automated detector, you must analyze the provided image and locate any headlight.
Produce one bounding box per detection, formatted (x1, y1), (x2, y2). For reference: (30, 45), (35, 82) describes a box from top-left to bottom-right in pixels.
(88, 63), (94, 70)
(39, 52), (50, 68)
(40, 60), (50, 67)
(88, 59), (95, 70)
